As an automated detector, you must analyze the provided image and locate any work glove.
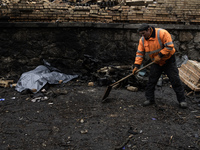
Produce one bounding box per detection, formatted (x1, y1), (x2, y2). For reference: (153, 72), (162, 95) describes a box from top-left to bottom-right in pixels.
(154, 55), (161, 63)
(132, 67), (138, 75)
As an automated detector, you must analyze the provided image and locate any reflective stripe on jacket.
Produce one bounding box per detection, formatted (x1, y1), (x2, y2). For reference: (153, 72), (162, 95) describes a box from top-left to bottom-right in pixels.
(135, 28), (175, 66)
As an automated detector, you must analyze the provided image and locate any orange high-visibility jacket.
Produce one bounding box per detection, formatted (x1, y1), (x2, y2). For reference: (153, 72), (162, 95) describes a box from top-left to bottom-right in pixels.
(134, 28), (175, 66)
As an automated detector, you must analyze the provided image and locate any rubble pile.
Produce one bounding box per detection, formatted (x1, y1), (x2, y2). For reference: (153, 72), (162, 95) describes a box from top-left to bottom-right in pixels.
(81, 54), (150, 90)
(0, 0), (200, 24)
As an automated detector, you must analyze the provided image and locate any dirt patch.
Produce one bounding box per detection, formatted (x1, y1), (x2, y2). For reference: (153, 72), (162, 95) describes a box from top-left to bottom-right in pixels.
(0, 81), (200, 150)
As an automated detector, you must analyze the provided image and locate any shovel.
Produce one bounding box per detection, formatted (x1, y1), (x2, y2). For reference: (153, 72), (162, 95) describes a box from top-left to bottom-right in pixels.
(102, 61), (154, 102)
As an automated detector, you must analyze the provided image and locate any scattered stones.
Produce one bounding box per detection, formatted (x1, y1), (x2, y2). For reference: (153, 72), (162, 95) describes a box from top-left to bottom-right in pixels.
(127, 86), (138, 92)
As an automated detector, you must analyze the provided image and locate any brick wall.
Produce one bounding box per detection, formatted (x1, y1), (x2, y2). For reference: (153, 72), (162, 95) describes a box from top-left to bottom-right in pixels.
(0, 0), (200, 24)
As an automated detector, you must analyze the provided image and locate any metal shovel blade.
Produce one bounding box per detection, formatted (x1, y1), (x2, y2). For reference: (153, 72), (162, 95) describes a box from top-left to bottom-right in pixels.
(102, 73), (133, 101)
(102, 85), (112, 101)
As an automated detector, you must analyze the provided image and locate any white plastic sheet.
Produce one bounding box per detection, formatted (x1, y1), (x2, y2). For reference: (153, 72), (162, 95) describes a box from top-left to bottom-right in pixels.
(15, 65), (78, 93)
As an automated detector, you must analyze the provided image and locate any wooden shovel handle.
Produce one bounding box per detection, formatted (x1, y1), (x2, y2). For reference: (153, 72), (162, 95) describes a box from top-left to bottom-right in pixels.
(110, 73), (132, 86)
(135, 61), (154, 74)
(110, 61), (154, 86)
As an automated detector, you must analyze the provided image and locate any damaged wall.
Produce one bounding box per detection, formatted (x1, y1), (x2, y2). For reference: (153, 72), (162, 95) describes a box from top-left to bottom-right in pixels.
(0, 25), (138, 78)
(0, 0), (200, 24)
(1, 0), (200, 79)
(0, 23), (200, 79)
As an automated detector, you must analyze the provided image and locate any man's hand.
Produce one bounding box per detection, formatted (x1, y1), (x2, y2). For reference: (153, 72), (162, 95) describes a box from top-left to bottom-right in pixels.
(154, 55), (161, 63)
(132, 67), (138, 75)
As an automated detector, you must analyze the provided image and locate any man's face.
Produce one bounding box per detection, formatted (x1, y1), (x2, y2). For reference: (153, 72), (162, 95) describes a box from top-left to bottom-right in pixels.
(139, 28), (150, 39)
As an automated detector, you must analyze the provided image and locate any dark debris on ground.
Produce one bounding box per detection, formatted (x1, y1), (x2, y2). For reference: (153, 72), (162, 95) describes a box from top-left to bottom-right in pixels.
(0, 79), (200, 150)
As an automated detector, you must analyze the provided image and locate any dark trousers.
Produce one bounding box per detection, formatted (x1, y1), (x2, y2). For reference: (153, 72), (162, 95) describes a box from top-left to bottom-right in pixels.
(145, 55), (185, 103)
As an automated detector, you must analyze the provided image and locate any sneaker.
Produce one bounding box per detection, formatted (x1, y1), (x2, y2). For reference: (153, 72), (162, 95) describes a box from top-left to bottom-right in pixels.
(143, 100), (155, 106)
(179, 101), (187, 108)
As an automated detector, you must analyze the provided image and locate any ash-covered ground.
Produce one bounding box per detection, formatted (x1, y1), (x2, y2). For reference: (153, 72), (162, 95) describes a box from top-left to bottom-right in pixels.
(0, 80), (200, 150)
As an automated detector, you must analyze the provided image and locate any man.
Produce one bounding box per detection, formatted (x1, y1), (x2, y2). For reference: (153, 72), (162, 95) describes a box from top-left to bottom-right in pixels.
(132, 23), (187, 108)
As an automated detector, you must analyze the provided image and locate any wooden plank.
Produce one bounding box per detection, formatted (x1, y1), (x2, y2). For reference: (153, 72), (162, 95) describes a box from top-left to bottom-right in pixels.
(186, 60), (200, 73)
(179, 68), (199, 85)
(179, 69), (200, 92)
(0, 80), (14, 88)
(179, 64), (200, 85)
